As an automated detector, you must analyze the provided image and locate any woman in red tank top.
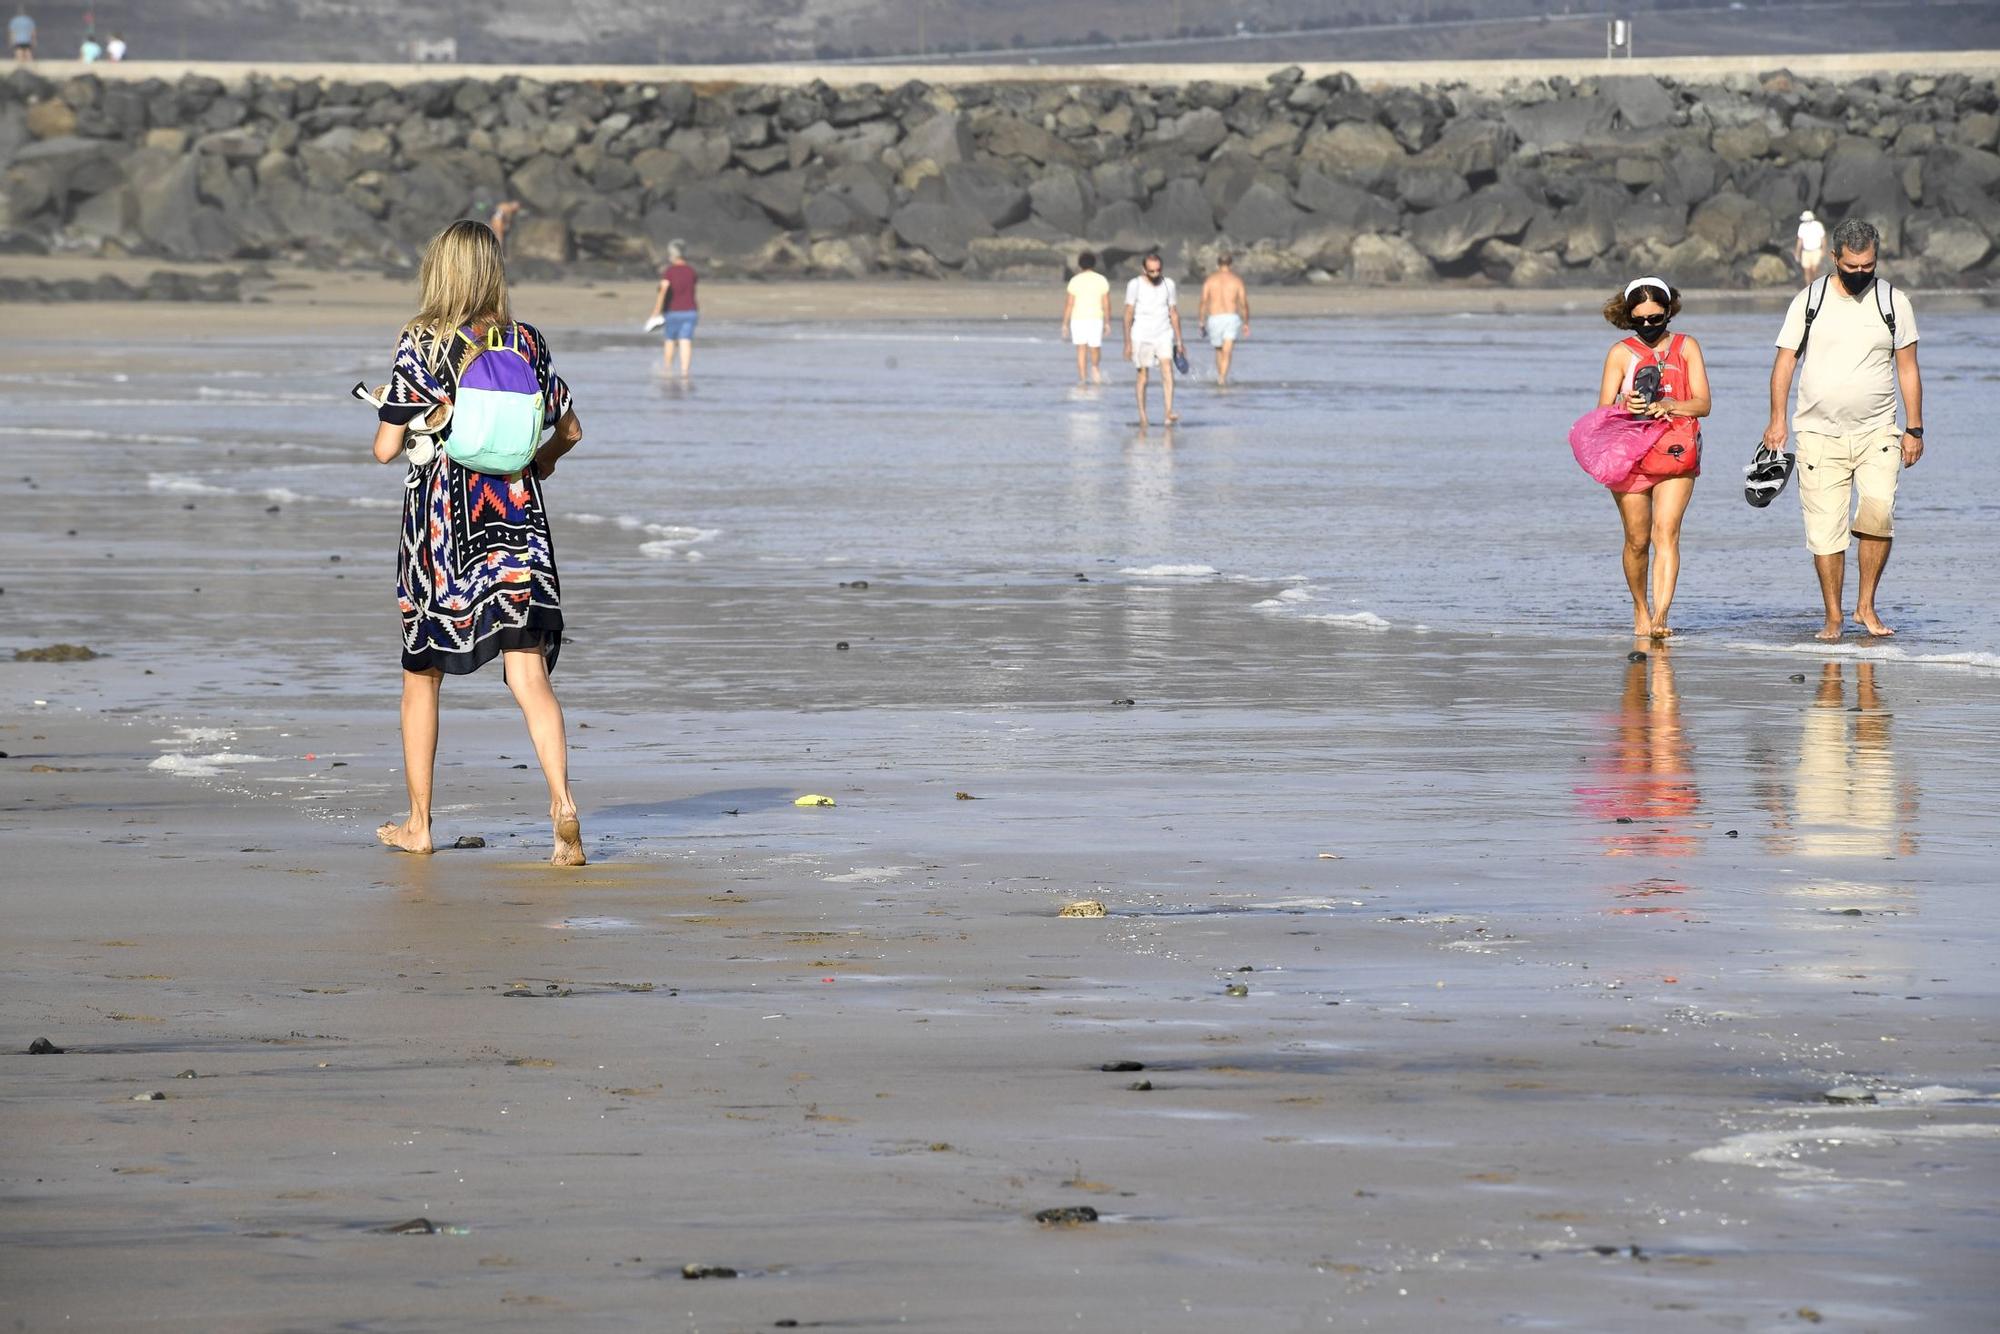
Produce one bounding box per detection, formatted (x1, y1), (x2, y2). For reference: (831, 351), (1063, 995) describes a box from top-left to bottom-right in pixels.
(1594, 276), (1711, 640)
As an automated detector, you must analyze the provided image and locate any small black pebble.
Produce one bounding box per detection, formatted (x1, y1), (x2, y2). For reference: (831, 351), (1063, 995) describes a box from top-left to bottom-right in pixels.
(1127, 1080), (1152, 1091)
(1074, 573), (1090, 582)
(329, 554), (341, 563)
(682, 1263), (737, 1279)
(376, 1218), (437, 1235)
(176, 1069), (197, 1079)
(331, 761), (346, 767)
(1033, 1206), (1099, 1225)
(453, 835), (486, 849)
(1725, 829), (1739, 838)
(1236, 964), (1254, 972)
(0, 750), (8, 758)
(835, 641), (849, 650)
(28, 1037), (64, 1054)
(265, 505), (281, 513)
(511, 763), (528, 769)
(1614, 816), (1633, 824)
(776, 1322), (800, 1329)
(1100, 1060), (1144, 1072)
(1627, 650), (1646, 662)
(1789, 673), (1807, 683)
(1111, 697), (1135, 707)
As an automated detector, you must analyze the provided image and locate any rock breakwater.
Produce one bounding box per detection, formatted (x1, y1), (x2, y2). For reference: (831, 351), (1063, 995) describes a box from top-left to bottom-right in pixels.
(2, 64), (1996, 287)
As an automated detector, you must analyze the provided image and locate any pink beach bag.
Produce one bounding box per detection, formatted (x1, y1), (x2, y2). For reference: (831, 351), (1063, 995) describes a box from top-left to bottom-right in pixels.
(1568, 406), (1671, 487)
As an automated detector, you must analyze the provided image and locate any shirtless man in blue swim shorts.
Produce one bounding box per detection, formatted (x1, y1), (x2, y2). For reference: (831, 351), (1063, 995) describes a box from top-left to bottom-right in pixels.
(1198, 252), (1250, 387)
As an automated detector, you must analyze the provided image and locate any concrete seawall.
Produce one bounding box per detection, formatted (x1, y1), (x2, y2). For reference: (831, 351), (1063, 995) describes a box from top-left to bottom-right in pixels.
(4, 54), (1997, 292)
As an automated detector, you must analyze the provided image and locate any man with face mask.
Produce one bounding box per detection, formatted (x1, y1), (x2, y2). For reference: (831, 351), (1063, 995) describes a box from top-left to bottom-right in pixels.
(1763, 218), (1923, 641)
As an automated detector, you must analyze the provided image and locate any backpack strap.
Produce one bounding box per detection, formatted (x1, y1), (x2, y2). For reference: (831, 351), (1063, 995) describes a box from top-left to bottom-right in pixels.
(1875, 279), (1896, 341)
(1795, 275), (1830, 362)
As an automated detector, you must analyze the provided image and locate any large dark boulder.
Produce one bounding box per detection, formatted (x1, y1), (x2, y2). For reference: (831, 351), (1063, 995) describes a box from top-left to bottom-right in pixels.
(644, 182), (778, 257)
(889, 200), (994, 267)
(1220, 181), (1304, 243)
(1027, 168), (1090, 236)
(1502, 96), (1614, 153)
(1406, 183), (1537, 262)
(1142, 178), (1216, 241)
(943, 163), (1029, 229)
(1293, 170), (1400, 232)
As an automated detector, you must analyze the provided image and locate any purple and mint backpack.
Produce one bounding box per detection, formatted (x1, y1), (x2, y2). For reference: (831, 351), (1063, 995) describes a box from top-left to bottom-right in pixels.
(445, 324), (544, 475)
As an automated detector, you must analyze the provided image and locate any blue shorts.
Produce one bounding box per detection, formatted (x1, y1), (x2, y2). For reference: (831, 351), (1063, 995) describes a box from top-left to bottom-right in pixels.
(663, 310), (698, 341)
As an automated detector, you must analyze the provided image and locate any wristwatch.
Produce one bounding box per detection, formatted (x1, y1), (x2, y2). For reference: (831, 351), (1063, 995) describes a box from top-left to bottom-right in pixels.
(1905, 426), (1924, 439)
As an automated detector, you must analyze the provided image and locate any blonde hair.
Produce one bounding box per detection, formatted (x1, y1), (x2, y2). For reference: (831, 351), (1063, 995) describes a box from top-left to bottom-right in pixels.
(404, 220), (510, 372)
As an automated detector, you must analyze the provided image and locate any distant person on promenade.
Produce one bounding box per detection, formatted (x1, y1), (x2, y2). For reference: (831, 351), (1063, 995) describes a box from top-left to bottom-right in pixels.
(8, 10), (33, 61)
(644, 239), (699, 378)
(1059, 251), (1109, 386)
(78, 29), (101, 61)
(1795, 210), (1826, 284)
(1762, 218), (1922, 641)
(488, 198), (522, 253)
(106, 30), (125, 60)
(1594, 275), (1709, 639)
(1198, 251), (1250, 386)
(369, 220), (587, 866)
(1123, 251), (1183, 426)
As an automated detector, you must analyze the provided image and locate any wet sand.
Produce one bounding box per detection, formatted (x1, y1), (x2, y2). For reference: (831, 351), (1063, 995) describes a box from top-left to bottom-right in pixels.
(2, 302), (1997, 1330)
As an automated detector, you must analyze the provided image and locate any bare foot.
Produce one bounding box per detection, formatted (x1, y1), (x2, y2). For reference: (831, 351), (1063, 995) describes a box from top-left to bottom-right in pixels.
(551, 809), (586, 867)
(1814, 619), (1843, 642)
(375, 815), (434, 855)
(1854, 609), (1895, 637)
(1165, 411), (1180, 424)
(1649, 625), (1675, 640)
(1632, 610), (1653, 637)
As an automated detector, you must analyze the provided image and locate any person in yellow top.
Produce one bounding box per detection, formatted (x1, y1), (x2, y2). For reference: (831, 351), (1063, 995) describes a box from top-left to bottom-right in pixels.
(1059, 251), (1111, 386)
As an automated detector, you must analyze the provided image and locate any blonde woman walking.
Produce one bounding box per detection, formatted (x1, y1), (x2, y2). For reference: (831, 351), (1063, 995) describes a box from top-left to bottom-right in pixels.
(369, 220), (588, 864)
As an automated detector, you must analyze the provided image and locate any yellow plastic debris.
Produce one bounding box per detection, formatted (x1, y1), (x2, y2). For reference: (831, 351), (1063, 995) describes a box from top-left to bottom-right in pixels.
(1058, 900), (1107, 918)
(793, 794), (836, 807)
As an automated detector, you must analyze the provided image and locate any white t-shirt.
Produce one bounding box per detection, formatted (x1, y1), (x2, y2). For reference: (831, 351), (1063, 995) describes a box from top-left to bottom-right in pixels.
(1776, 279), (1918, 437)
(1124, 275), (1178, 345)
(1797, 218), (1826, 252)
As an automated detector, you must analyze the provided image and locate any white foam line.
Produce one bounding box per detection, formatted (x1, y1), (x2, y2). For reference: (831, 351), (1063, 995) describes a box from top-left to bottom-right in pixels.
(148, 751), (276, 778)
(1692, 1121), (2000, 1184)
(1718, 638), (2000, 673)
(1120, 563), (1219, 578)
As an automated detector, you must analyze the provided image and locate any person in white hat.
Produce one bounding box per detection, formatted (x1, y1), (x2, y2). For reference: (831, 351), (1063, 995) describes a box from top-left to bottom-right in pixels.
(1794, 210), (1826, 284)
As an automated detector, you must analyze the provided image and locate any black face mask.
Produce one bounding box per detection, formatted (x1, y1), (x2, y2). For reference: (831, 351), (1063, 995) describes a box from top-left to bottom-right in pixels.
(1632, 316), (1669, 346)
(1837, 267), (1876, 296)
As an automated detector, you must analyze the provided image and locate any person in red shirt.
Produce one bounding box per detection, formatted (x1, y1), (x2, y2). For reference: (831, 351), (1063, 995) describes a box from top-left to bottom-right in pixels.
(645, 240), (700, 379)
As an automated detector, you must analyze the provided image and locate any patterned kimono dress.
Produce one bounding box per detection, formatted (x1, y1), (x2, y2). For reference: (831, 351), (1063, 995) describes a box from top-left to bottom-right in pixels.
(383, 321), (573, 676)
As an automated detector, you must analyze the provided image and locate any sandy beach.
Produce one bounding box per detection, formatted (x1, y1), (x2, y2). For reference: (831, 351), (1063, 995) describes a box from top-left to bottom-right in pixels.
(3, 291), (1997, 1330)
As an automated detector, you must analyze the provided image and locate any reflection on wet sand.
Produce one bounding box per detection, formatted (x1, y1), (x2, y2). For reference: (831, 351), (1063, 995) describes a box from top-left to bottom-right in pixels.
(1576, 645), (1699, 913)
(1763, 660), (1918, 912)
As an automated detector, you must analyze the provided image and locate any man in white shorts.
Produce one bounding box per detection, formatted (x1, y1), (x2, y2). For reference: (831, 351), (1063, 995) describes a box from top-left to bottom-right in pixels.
(1059, 251), (1110, 386)
(1763, 218), (1924, 641)
(1122, 251), (1183, 425)
(1794, 210), (1826, 284)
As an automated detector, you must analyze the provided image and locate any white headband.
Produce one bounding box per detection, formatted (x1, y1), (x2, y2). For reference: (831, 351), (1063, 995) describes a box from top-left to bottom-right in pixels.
(1623, 275), (1671, 299)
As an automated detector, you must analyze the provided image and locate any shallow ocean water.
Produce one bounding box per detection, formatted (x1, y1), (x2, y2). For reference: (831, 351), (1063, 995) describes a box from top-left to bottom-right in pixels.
(14, 309), (1997, 673)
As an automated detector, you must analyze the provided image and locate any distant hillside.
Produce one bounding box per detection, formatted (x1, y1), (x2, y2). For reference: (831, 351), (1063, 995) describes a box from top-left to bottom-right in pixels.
(17, 0), (2000, 65)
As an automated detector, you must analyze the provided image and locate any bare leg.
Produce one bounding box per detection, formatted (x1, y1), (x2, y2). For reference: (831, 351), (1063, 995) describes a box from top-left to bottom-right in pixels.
(1161, 361), (1178, 423)
(675, 338), (693, 379)
(1134, 366), (1149, 425)
(1853, 534), (1894, 635)
(1645, 476), (1694, 637)
(378, 668), (441, 853)
(661, 341), (673, 374)
(1216, 340), (1234, 386)
(1812, 551), (1845, 641)
(1088, 346), (1102, 385)
(1075, 342), (1087, 385)
(1613, 489), (1654, 637)
(501, 647), (584, 866)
